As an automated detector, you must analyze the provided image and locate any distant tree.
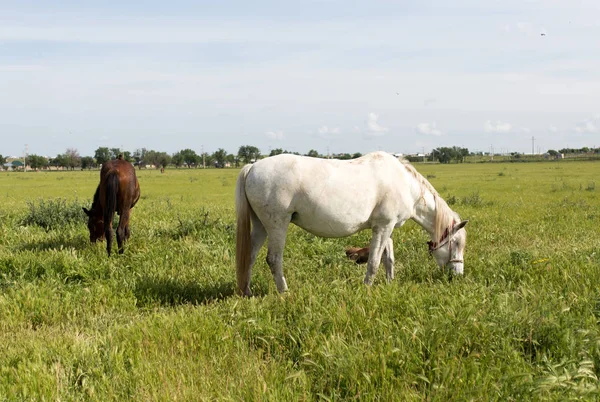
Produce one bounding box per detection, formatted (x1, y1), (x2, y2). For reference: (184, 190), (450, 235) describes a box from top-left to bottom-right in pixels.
(81, 156), (96, 170)
(213, 148), (227, 168)
(458, 147), (469, 162)
(109, 148), (122, 160)
(94, 147), (111, 166)
(157, 152), (171, 169)
(337, 153), (352, 160)
(0, 155), (5, 165)
(433, 146), (469, 164)
(352, 152), (362, 159)
(199, 152), (213, 168)
(171, 151), (184, 168)
(226, 153), (236, 167)
(547, 150), (558, 157)
(50, 154), (68, 169)
(144, 150), (158, 167)
(237, 145), (260, 164)
(133, 148), (147, 168)
(27, 154), (49, 170)
(306, 149), (320, 158)
(179, 148), (199, 168)
(65, 148), (81, 170)
(269, 149), (298, 157)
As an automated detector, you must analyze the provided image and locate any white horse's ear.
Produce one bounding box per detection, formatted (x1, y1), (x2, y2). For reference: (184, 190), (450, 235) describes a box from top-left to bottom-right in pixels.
(453, 220), (468, 233)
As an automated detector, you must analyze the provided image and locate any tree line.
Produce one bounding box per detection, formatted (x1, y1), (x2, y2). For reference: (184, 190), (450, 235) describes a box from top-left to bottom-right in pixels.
(1, 146), (344, 171)
(3, 144), (600, 171)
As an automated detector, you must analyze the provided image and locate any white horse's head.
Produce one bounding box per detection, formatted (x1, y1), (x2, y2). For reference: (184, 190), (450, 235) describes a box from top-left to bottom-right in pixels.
(429, 220), (468, 274)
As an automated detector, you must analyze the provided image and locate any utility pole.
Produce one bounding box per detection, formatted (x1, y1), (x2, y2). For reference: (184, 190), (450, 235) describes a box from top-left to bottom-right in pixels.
(532, 136), (535, 155)
(201, 145), (205, 168)
(24, 144), (28, 172)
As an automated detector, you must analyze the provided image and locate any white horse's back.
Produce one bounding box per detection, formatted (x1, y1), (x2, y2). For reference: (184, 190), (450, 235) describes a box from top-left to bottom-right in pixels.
(244, 152), (414, 237)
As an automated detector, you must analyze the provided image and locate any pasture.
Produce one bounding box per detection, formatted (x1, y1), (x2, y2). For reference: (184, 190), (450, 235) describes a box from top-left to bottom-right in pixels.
(1, 161), (599, 400)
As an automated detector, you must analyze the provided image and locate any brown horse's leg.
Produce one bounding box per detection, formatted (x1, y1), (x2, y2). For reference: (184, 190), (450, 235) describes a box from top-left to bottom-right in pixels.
(116, 210), (130, 254)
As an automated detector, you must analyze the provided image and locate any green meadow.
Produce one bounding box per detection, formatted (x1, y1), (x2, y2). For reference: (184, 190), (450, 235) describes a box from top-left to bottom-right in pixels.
(1, 161), (599, 401)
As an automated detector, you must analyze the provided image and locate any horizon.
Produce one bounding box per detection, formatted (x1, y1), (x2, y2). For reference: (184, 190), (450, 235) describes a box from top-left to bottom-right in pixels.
(3, 143), (598, 162)
(1, 1), (599, 157)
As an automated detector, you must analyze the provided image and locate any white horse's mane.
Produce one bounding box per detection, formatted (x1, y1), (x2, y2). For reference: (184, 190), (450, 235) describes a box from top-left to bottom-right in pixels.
(398, 158), (459, 241)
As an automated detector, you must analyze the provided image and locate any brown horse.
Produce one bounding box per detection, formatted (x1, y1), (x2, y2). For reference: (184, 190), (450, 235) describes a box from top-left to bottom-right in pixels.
(83, 159), (140, 255)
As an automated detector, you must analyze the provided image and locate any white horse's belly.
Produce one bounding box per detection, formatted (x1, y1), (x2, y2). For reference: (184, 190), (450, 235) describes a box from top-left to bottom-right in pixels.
(291, 208), (370, 238)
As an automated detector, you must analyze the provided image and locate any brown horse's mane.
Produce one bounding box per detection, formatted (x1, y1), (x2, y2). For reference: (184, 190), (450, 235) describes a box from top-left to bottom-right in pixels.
(398, 158), (459, 242)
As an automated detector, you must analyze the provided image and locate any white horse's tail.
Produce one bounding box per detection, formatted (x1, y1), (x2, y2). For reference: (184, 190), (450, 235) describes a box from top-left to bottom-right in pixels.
(236, 164), (253, 296)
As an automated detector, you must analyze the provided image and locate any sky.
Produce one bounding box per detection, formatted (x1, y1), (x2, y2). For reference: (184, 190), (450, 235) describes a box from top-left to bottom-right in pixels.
(1, 0), (600, 158)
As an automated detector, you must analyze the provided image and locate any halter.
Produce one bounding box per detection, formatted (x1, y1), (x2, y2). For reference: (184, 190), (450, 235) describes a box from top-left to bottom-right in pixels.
(427, 221), (464, 265)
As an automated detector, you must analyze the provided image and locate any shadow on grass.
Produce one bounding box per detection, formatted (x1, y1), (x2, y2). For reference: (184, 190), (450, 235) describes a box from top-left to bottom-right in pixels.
(18, 235), (89, 253)
(134, 277), (271, 307)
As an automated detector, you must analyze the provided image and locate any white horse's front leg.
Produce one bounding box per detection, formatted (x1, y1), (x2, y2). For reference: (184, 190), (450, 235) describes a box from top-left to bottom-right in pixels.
(364, 225), (394, 285)
(265, 227), (289, 293)
(382, 237), (395, 282)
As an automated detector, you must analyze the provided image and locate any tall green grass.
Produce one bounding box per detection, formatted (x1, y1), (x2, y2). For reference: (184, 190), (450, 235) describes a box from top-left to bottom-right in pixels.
(1, 162), (599, 400)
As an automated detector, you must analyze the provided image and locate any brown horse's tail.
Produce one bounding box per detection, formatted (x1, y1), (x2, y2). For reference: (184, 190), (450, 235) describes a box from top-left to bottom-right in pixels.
(104, 172), (119, 239)
(236, 164), (253, 296)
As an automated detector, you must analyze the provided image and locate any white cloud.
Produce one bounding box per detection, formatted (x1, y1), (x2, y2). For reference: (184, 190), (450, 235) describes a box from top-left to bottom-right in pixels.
(520, 127), (531, 133)
(266, 130), (284, 140)
(416, 122), (443, 136)
(317, 125), (340, 135)
(548, 126), (558, 133)
(574, 114), (600, 133)
(484, 120), (512, 133)
(366, 113), (388, 136)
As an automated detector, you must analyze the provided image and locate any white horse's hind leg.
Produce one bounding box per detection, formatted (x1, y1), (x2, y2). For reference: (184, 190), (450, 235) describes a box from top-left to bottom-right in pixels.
(382, 237), (395, 282)
(249, 214), (267, 270)
(265, 227), (289, 293)
(364, 225), (394, 285)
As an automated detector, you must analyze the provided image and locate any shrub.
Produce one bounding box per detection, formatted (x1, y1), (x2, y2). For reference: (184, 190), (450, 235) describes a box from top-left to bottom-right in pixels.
(21, 198), (87, 230)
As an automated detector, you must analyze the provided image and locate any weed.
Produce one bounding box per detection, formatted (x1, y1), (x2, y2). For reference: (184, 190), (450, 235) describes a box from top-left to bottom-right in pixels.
(21, 198), (87, 230)
(460, 191), (492, 207)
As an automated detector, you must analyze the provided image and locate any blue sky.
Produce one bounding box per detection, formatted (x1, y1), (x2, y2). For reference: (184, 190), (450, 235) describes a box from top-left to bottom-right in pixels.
(1, 0), (599, 157)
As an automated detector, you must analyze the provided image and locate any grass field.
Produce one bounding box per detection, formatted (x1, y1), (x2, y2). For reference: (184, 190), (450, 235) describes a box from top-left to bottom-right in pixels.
(1, 161), (600, 401)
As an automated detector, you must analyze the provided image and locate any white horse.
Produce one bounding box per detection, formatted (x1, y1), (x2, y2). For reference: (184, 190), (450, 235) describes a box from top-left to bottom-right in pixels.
(235, 151), (468, 296)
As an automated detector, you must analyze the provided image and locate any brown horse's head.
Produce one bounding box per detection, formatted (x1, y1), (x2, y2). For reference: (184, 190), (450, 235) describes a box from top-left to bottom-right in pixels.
(83, 207), (105, 243)
(345, 246), (370, 264)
